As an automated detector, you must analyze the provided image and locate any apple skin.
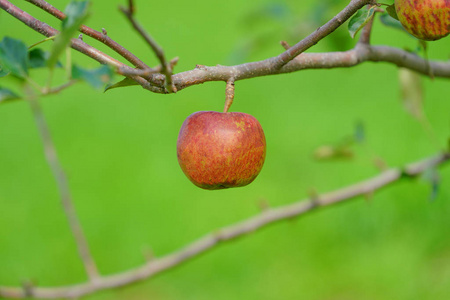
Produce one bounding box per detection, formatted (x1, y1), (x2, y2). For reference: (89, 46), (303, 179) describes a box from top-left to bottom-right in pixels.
(395, 0), (450, 41)
(177, 111), (266, 190)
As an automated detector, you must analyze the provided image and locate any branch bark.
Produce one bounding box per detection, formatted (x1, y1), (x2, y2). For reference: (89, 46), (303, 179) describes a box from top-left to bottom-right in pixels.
(1, 152), (448, 299)
(272, 0), (374, 68)
(25, 87), (100, 283)
(119, 1), (175, 92)
(1, 0), (449, 96)
(0, 0), (164, 93)
(24, 0), (150, 70)
(154, 44), (450, 92)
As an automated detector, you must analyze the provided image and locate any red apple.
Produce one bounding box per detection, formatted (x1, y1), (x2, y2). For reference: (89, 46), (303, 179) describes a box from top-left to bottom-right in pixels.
(395, 0), (450, 41)
(177, 111), (266, 190)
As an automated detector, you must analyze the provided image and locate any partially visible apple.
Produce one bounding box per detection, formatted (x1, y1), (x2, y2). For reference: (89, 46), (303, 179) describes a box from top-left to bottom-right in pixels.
(177, 111), (266, 190)
(395, 0), (450, 41)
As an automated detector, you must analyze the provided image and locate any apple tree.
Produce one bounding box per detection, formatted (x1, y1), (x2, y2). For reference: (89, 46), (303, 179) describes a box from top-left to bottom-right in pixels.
(0, 0), (449, 299)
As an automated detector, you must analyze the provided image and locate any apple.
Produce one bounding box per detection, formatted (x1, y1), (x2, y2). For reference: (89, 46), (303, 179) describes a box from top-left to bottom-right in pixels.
(395, 0), (450, 41)
(177, 111), (266, 190)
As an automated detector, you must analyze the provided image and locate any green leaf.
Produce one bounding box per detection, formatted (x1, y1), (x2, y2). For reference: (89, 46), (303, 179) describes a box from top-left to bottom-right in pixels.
(28, 48), (48, 68)
(386, 4), (399, 21)
(72, 64), (113, 89)
(104, 77), (139, 92)
(47, 1), (90, 68)
(399, 68), (423, 120)
(348, 5), (376, 39)
(0, 65), (9, 77)
(379, 13), (406, 32)
(28, 48), (63, 69)
(0, 37), (29, 79)
(0, 87), (20, 103)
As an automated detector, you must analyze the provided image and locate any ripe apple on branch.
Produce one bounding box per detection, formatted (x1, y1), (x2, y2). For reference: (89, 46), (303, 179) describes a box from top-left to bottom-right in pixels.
(394, 0), (450, 41)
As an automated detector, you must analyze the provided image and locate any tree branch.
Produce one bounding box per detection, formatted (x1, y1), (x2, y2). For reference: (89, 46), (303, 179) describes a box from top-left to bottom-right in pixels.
(2, 0), (449, 96)
(24, 0), (151, 70)
(272, 0), (374, 69)
(1, 151), (448, 299)
(24, 86), (100, 283)
(119, 1), (175, 92)
(0, 0), (164, 93)
(150, 44), (450, 93)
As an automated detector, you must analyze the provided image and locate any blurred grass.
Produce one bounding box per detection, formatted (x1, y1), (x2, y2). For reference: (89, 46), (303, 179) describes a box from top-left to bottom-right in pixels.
(1, 0), (450, 299)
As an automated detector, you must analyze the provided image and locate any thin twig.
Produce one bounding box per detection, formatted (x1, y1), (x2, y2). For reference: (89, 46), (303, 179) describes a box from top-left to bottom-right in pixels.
(1, 151), (449, 299)
(24, 86), (100, 282)
(119, 1), (175, 92)
(45, 79), (79, 95)
(273, 0), (374, 69)
(25, 0), (150, 70)
(0, 0), (163, 93)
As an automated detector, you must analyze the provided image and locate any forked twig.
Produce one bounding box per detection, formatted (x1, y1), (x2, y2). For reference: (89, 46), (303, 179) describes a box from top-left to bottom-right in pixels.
(25, 0), (150, 70)
(119, 0), (176, 92)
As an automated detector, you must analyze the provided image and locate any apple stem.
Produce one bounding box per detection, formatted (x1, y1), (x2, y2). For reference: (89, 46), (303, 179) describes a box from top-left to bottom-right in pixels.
(223, 78), (235, 113)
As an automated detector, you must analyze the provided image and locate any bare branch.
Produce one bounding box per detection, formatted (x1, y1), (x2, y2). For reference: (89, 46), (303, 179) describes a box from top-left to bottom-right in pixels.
(2, 0), (448, 96)
(149, 45), (450, 93)
(119, 2), (175, 92)
(25, 0), (150, 70)
(0, 0), (164, 93)
(1, 152), (448, 299)
(24, 87), (100, 282)
(273, 0), (373, 69)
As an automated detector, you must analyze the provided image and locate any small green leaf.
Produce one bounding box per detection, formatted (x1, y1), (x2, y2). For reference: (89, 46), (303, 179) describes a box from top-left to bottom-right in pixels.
(379, 13), (406, 32)
(104, 77), (139, 92)
(0, 65), (9, 77)
(72, 64), (113, 89)
(28, 48), (63, 69)
(348, 5), (376, 38)
(0, 87), (20, 103)
(0, 37), (29, 79)
(48, 1), (90, 68)
(399, 68), (423, 120)
(386, 4), (399, 21)
(28, 48), (48, 68)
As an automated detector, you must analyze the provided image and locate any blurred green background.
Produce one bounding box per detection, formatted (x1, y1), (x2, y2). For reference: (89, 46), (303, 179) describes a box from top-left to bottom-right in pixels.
(1, 0), (450, 299)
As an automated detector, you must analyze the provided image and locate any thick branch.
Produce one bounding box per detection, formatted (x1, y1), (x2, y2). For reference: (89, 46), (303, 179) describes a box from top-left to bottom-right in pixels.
(1, 152), (448, 299)
(153, 44), (450, 92)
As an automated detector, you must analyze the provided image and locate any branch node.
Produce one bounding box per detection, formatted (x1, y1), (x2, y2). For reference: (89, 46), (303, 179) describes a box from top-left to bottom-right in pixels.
(195, 64), (208, 70)
(102, 28), (107, 36)
(280, 40), (291, 50)
(78, 33), (83, 41)
(142, 245), (155, 262)
(307, 188), (321, 208)
(257, 199), (271, 212)
(170, 56), (180, 68)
